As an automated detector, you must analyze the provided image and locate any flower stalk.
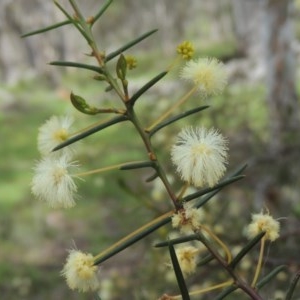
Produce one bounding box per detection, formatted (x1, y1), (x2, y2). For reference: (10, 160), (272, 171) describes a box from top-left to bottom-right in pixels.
(251, 236), (266, 287)
(200, 225), (232, 264)
(171, 280), (233, 299)
(146, 86), (197, 132)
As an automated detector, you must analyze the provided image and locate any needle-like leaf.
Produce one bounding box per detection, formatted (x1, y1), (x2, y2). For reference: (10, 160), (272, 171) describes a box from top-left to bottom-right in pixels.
(94, 213), (172, 264)
(92, 0), (114, 25)
(168, 243), (190, 300)
(149, 106), (209, 137)
(257, 265), (287, 289)
(285, 270), (300, 300)
(229, 232), (265, 269)
(105, 29), (158, 62)
(49, 61), (103, 73)
(213, 285), (238, 300)
(52, 115), (128, 151)
(120, 161), (155, 170)
(130, 71), (168, 106)
(21, 20), (71, 38)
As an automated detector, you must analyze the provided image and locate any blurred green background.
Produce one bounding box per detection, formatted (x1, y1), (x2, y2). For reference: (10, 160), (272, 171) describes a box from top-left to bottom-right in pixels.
(1, 1), (300, 299)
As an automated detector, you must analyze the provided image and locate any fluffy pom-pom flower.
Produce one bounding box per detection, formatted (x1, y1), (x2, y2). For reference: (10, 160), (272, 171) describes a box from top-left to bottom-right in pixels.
(31, 155), (79, 208)
(180, 57), (227, 96)
(171, 127), (228, 188)
(176, 246), (199, 275)
(37, 115), (74, 157)
(172, 202), (204, 234)
(61, 250), (99, 292)
(246, 212), (280, 242)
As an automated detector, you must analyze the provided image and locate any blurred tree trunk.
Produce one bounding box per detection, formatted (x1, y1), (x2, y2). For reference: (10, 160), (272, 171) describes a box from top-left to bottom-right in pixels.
(254, 0), (300, 209)
(231, 0), (300, 209)
(231, 0), (262, 56)
(230, 0), (266, 80)
(263, 0), (300, 155)
(231, 0), (299, 148)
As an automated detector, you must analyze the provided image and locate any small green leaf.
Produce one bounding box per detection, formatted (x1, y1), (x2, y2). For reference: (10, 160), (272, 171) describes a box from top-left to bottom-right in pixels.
(70, 93), (100, 115)
(168, 243), (190, 300)
(116, 54), (127, 80)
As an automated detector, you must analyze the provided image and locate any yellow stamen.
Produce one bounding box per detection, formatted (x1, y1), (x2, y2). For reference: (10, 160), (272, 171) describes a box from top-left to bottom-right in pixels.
(53, 129), (68, 142)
